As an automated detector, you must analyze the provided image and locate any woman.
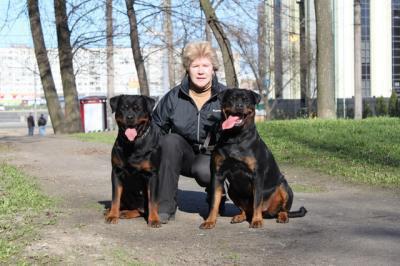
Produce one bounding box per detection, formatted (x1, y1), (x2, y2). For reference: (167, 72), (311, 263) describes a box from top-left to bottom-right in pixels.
(152, 41), (226, 223)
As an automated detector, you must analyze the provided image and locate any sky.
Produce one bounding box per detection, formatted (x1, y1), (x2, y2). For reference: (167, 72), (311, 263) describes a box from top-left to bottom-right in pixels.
(0, 0), (34, 47)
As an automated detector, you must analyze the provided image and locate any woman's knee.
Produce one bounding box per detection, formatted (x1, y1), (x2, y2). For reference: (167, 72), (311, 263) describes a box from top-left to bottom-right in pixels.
(191, 155), (211, 187)
(160, 133), (186, 150)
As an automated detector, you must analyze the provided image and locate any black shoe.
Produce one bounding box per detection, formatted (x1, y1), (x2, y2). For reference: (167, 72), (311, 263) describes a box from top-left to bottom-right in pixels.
(159, 213), (175, 224)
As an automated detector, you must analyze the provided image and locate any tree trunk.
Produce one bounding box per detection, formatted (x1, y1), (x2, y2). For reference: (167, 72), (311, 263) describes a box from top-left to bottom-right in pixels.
(106, 0), (115, 129)
(200, 0), (238, 87)
(257, 2), (272, 120)
(314, 0), (336, 118)
(54, 0), (83, 133)
(298, 0), (307, 112)
(273, 0), (283, 98)
(354, 0), (362, 119)
(306, 0), (315, 117)
(125, 0), (150, 96)
(27, 0), (65, 134)
(163, 0), (175, 88)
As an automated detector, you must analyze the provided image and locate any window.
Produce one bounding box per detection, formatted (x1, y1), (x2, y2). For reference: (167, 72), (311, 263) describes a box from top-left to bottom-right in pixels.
(360, 0), (371, 97)
(393, 0), (400, 89)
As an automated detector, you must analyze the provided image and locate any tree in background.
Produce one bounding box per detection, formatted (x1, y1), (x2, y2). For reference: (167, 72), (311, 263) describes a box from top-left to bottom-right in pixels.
(106, 0), (115, 129)
(200, 0), (238, 88)
(125, 0), (150, 96)
(27, 0), (65, 134)
(354, 0), (362, 120)
(314, 0), (336, 118)
(388, 91), (399, 117)
(273, 0), (283, 98)
(54, 0), (82, 133)
(163, 0), (175, 88)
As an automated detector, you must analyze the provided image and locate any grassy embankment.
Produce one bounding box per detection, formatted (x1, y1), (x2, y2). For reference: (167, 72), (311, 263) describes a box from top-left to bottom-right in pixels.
(0, 163), (57, 263)
(73, 117), (400, 187)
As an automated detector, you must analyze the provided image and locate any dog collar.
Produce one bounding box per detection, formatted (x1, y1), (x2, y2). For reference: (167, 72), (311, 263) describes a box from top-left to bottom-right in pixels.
(137, 125), (151, 140)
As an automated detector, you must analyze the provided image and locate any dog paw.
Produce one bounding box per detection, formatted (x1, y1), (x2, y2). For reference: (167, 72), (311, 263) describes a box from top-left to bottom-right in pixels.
(231, 214), (246, 224)
(105, 216), (119, 224)
(276, 212), (289, 223)
(249, 220), (263, 228)
(148, 220), (162, 228)
(199, 221), (216, 229)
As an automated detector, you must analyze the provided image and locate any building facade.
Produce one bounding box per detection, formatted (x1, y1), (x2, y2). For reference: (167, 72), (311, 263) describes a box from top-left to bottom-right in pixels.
(334, 0), (394, 99)
(0, 46), (168, 105)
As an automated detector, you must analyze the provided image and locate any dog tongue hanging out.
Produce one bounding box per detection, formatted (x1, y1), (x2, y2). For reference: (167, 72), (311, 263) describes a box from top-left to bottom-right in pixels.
(125, 128), (138, 141)
(106, 94), (162, 228)
(200, 88), (307, 230)
(221, 116), (242, 130)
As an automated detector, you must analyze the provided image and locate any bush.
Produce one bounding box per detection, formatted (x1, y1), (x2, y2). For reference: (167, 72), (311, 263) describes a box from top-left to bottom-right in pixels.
(375, 96), (388, 116)
(363, 103), (373, 118)
(388, 91), (399, 117)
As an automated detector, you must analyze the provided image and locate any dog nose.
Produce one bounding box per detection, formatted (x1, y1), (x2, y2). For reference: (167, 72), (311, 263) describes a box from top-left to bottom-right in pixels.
(127, 115), (134, 120)
(236, 103), (244, 109)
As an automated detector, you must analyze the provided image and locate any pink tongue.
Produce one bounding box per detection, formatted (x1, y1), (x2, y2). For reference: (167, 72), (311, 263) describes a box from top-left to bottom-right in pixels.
(125, 128), (137, 141)
(222, 116), (240, 130)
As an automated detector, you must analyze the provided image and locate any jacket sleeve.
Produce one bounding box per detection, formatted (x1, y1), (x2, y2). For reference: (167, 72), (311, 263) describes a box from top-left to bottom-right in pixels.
(152, 92), (174, 135)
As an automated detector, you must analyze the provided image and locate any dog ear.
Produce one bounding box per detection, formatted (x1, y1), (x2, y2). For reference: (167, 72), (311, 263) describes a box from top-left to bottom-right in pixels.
(110, 95), (121, 113)
(141, 96), (156, 113)
(249, 90), (261, 105)
(218, 89), (229, 103)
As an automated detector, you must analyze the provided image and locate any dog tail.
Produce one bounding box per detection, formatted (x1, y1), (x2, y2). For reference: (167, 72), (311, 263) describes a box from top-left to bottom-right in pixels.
(288, 206), (307, 218)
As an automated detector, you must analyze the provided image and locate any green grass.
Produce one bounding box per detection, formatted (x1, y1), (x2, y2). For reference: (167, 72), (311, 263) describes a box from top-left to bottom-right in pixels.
(0, 163), (57, 263)
(257, 117), (400, 187)
(72, 131), (117, 144)
(72, 118), (400, 187)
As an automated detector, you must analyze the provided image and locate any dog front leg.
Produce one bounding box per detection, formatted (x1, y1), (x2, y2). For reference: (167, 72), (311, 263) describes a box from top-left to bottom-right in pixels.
(200, 182), (224, 229)
(147, 172), (161, 228)
(105, 178), (123, 224)
(250, 180), (264, 228)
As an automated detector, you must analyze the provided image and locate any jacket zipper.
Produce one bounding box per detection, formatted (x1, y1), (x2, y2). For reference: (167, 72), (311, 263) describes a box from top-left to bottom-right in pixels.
(197, 111), (201, 142)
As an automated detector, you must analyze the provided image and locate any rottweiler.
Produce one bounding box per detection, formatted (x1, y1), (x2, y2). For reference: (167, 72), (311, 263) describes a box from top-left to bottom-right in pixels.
(104, 94), (161, 228)
(200, 88), (307, 229)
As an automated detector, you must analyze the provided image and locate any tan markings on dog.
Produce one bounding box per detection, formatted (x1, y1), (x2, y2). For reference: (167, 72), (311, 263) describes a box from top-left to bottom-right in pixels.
(105, 185), (123, 224)
(263, 184), (287, 220)
(231, 210), (247, 224)
(131, 160), (152, 171)
(242, 156), (257, 172)
(276, 184), (289, 223)
(213, 153), (225, 172)
(147, 187), (161, 228)
(114, 116), (124, 124)
(112, 155), (124, 167)
(119, 209), (141, 219)
(200, 185), (224, 229)
(250, 186), (264, 228)
(243, 108), (255, 126)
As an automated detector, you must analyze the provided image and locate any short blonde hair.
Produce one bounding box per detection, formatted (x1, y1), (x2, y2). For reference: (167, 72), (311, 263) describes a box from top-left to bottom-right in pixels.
(182, 41), (219, 72)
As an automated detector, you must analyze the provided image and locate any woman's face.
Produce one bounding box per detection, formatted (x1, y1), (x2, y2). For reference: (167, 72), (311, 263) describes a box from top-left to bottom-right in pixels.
(188, 57), (214, 90)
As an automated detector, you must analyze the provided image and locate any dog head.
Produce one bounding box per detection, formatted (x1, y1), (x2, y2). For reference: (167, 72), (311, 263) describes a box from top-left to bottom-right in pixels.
(219, 88), (261, 131)
(110, 95), (155, 142)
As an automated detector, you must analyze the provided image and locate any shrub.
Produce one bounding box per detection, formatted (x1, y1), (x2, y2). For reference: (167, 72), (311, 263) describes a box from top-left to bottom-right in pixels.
(375, 96), (388, 116)
(363, 103), (373, 118)
(388, 91), (399, 117)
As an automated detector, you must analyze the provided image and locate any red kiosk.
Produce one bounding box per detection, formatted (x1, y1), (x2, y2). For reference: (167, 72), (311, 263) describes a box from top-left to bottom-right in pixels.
(79, 96), (107, 133)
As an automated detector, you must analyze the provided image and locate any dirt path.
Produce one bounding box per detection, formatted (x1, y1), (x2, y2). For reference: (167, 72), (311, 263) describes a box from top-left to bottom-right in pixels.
(0, 133), (399, 265)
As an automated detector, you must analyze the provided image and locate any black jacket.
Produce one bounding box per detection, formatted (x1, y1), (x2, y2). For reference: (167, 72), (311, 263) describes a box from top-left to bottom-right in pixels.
(152, 74), (226, 147)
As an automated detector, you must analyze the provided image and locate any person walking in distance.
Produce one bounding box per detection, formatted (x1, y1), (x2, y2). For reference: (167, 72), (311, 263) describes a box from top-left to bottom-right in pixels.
(38, 113), (47, 136)
(27, 113), (35, 136)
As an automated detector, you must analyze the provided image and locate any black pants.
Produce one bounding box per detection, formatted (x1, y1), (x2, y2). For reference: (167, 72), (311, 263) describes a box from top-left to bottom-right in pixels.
(157, 133), (211, 214)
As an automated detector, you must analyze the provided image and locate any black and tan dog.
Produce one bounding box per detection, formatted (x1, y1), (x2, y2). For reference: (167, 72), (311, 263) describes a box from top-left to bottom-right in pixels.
(200, 88), (306, 229)
(104, 94), (161, 228)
